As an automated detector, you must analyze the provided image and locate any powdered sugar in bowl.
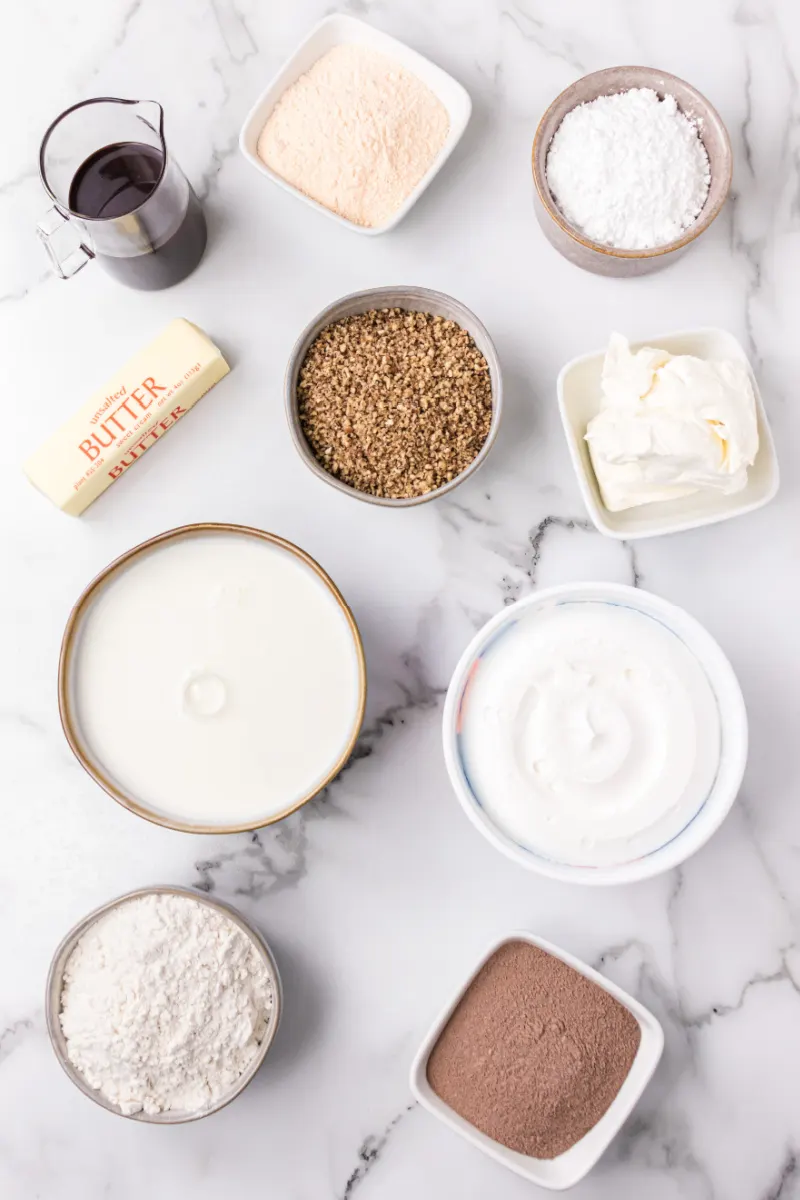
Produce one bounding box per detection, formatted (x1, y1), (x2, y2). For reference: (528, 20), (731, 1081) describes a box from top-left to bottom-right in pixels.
(45, 886), (282, 1123)
(532, 66), (732, 276)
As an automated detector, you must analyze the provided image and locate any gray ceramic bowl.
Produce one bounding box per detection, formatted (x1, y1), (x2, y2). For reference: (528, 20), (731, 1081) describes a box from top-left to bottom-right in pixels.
(46, 886), (282, 1123)
(532, 66), (732, 276)
(284, 286), (503, 507)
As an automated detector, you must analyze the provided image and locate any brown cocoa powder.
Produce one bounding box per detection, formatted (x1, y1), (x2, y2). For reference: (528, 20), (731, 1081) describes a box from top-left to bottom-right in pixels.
(426, 940), (641, 1159)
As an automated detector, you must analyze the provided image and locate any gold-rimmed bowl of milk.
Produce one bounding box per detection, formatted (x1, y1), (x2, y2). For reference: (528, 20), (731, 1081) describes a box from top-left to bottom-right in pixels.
(59, 524), (366, 833)
(443, 582), (747, 885)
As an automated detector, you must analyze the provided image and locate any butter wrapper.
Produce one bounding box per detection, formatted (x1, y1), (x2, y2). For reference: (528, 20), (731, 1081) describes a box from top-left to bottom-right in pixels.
(24, 318), (229, 516)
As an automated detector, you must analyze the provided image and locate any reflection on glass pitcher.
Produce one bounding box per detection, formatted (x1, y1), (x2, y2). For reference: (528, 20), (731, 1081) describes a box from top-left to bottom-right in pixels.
(38, 97), (207, 291)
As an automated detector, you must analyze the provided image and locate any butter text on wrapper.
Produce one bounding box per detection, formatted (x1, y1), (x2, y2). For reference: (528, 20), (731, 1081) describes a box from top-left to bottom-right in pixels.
(23, 320), (229, 516)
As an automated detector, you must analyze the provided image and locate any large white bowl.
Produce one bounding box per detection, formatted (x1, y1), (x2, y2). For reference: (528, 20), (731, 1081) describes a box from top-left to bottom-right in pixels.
(442, 582), (748, 885)
(239, 14), (472, 235)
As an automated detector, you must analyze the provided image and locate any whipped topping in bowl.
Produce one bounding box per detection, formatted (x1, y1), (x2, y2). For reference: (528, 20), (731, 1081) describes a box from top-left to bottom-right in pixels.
(446, 584), (745, 878)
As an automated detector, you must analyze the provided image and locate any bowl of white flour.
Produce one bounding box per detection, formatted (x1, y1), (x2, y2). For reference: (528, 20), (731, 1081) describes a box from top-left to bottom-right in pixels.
(532, 66), (732, 276)
(46, 887), (281, 1122)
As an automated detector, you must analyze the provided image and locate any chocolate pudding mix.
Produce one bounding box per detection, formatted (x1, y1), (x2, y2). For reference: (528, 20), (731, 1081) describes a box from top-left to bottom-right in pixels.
(426, 940), (641, 1159)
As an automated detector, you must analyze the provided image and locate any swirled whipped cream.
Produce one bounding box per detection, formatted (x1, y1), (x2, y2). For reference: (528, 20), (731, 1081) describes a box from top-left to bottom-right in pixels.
(460, 600), (720, 867)
(585, 334), (759, 512)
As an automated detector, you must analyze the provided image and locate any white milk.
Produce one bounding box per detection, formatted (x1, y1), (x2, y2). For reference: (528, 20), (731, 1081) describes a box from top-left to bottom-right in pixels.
(70, 532), (363, 827)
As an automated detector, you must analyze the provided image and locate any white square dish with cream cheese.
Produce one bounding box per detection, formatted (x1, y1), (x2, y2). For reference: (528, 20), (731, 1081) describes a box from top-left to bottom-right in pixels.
(557, 328), (779, 539)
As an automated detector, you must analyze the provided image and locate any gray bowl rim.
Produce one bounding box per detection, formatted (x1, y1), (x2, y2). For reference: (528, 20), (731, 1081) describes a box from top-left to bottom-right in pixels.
(284, 285), (503, 507)
(532, 65), (733, 259)
(45, 885), (283, 1124)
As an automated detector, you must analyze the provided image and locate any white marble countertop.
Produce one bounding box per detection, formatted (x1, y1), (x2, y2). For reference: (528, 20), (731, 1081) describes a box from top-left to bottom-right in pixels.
(3, 1), (800, 1197)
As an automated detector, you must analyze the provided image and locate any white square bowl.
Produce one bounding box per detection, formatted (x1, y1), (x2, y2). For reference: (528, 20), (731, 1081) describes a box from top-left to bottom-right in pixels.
(557, 328), (780, 539)
(239, 14), (472, 235)
(410, 931), (664, 1191)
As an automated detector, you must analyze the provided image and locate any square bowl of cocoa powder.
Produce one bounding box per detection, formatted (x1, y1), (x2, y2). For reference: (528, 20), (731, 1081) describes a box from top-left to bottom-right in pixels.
(410, 931), (664, 1189)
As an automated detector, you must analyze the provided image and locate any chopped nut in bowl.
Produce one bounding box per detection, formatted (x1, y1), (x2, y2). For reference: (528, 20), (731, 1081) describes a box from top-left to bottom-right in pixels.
(284, 287), (503, 506)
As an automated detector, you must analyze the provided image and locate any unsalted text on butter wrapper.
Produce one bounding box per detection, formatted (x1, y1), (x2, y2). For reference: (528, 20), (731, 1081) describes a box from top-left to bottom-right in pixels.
(23, 318), (229, 516)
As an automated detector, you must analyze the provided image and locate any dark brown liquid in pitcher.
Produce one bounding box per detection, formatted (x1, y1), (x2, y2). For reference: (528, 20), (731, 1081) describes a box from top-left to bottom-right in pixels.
(68, 142), (206, 290)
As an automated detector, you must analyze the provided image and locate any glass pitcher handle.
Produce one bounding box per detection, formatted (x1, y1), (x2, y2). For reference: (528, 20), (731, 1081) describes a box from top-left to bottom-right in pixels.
(36, 206), (94, 279)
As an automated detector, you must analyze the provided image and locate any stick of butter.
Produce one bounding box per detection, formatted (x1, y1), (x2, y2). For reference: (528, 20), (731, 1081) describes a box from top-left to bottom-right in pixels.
(24, 318), (229, 516)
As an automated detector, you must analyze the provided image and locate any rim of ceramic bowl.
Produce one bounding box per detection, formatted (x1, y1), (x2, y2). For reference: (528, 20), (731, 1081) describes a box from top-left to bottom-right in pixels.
(45, 885), (283, 1124)
(284, 286), (503, 507)
(442, 582), (748, 885)
(531, 66), (733, 260)
(58, 522), (367, 834)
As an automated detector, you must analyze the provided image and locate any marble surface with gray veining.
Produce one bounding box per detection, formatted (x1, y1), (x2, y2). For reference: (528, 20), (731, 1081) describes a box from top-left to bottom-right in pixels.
(2, 1), (800, 1197)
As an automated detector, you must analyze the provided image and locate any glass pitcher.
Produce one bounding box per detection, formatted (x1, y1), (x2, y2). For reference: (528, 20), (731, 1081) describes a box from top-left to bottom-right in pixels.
(38, 97), (207, 291)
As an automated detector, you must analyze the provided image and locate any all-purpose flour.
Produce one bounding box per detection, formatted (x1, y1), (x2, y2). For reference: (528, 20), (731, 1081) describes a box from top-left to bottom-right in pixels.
(546, 88), (711, 250)
(60, 893), (274, 1115)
